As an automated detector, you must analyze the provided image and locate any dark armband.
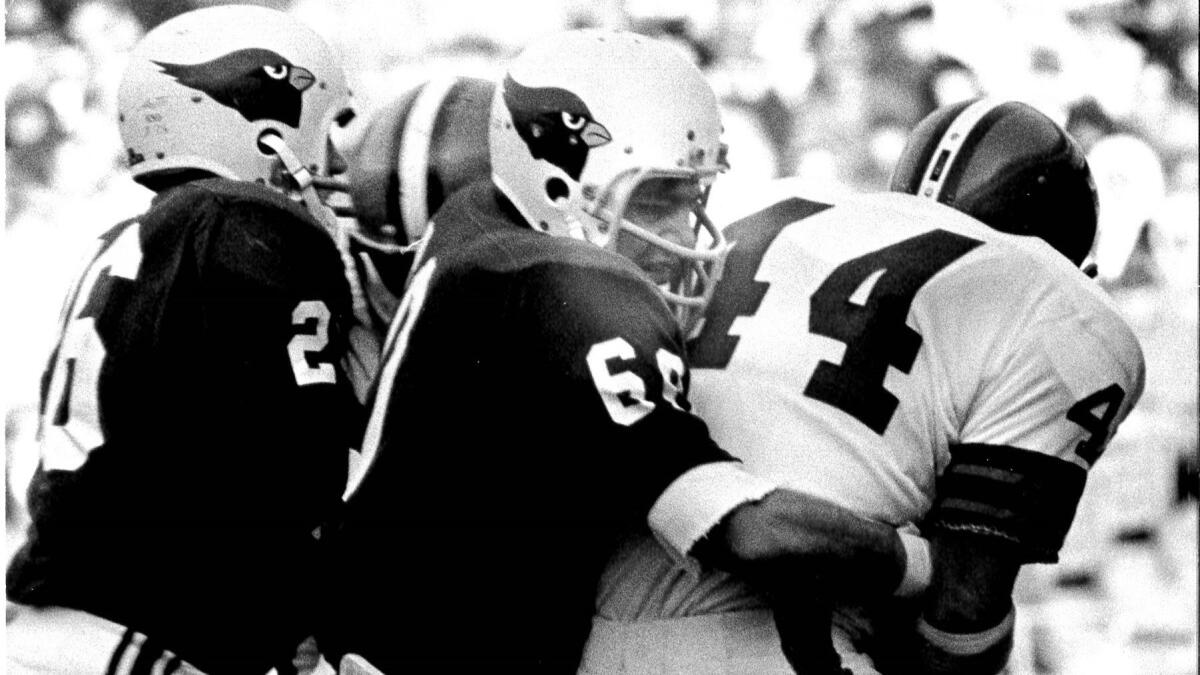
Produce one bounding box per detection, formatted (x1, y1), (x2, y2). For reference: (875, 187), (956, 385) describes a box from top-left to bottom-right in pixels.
(928, 444), (1086, 563)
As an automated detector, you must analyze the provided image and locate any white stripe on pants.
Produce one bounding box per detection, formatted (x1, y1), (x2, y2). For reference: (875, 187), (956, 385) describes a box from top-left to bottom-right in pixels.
(6, 603), (205, 675)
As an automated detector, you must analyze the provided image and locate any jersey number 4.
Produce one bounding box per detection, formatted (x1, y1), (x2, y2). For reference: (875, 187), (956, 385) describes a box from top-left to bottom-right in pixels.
(690, 198), (982, 435)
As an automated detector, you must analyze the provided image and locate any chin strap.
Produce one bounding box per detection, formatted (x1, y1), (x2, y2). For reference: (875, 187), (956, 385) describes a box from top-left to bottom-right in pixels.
(258, 133), (371, 326)
(259, 133), (382, 401)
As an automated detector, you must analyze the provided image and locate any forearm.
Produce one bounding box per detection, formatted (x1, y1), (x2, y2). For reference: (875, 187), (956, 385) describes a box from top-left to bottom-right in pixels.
(704, 488), (909, 598)
(900, 534), (1022, 675)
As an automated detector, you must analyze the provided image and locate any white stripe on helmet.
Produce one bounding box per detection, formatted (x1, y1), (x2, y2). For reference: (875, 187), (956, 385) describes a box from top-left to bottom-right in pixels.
(917, 98), (1006, 201)
(399, 76), (460, 243)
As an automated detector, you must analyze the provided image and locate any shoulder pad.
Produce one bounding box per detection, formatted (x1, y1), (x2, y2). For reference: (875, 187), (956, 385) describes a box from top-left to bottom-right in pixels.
(154, 178), (322, 231)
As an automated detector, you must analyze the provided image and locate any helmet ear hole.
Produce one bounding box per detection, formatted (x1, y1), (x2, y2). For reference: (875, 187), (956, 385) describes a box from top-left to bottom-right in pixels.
(257, 130), (283, 156)
(545, 177), (569, 202)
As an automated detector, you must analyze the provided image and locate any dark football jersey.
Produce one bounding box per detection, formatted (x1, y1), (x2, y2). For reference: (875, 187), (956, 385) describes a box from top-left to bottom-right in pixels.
(321, 182), (741, 673)
(7, 179), (360, 674)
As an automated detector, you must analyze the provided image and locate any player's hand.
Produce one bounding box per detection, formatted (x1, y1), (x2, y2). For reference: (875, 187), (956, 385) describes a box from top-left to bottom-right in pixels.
(769, 584), (851, 675)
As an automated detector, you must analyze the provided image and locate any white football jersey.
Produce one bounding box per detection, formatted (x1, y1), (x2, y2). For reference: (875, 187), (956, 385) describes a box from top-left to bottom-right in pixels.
(690, 190), (1144, 526)
(595, 186), (1145, 620)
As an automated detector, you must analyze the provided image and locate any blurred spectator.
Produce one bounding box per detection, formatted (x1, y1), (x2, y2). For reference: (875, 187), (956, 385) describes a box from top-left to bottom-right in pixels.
(1088, 133), (1167, 285)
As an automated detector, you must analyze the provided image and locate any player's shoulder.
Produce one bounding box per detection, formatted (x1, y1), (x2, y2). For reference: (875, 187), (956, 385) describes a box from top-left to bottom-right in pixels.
(143, 179), (345, 289)
(146, 177), (325, 237)
(870, 193), (1145, 381)
(476, 231), (667, 324)
(707, 175), (844, 229)
(854, 193), (1091, 291)
(425, 183), (673, 334)
(484, 231), (649, 284)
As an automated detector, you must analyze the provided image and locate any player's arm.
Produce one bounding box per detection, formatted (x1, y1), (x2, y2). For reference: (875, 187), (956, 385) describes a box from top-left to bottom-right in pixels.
(697, 488), (923, 673)
(656, 471), (922, 673)
(531, 260), (771, 522)
(695, 488), (914, 598)
(884, 442), (1067, 675)
(541, 262), (919, 592)
(902, 528), (1021, 675)
(538, 259), (921, 593)
(896, 319), (1145, 675)
(538, 259), (926, 671)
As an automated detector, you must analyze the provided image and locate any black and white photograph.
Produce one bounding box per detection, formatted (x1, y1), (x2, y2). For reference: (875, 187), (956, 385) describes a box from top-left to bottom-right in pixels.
(4, 0), (1197, 673)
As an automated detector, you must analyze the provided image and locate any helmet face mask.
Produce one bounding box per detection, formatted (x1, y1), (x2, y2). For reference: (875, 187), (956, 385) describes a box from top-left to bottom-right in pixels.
(117, 5), (353, 213)
(890, 97), (1099, 267)
(595, 170), (727, 330)
(489, 29), (730, 331)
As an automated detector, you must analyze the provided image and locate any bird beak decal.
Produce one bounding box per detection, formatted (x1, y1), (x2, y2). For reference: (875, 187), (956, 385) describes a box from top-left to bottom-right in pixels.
(153, 49), (312, 128)
(289, 66), (316, 92)
(582, 120), (612, 148)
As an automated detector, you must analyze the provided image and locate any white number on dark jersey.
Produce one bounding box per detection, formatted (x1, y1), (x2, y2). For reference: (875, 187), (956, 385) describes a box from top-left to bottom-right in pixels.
(289, 300), (336, 386)
(587, 337), (687, 426)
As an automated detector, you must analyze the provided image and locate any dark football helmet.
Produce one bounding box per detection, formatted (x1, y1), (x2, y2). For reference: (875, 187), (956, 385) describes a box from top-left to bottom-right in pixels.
(346, 75), (494, 248)
(890, 98), (1099, 267)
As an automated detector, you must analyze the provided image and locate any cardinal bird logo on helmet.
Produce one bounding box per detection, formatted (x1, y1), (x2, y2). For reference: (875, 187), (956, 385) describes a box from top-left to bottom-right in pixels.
(502, 74), (611, 182)
(154, 48), (315, 128)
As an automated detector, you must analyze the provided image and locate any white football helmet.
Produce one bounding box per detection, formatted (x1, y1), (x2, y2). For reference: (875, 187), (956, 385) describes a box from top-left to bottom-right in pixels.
(116, 5), (352, 201)
(489, 29), (729, 331)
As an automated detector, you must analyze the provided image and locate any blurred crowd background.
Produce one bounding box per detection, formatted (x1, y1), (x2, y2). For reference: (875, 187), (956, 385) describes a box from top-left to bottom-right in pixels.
(4, 0), (1197, 672)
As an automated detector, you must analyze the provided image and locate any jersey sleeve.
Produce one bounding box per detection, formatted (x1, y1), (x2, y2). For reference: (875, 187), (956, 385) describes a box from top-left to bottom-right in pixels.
(960, 315), (1144, 465)
(932, 312), (1146, 561)
(515, 259), (775, 558)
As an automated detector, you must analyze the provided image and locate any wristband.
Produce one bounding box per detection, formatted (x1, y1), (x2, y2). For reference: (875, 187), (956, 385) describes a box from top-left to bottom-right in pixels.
(895, 530), (932, 597)
(916, 607), (1016, 656)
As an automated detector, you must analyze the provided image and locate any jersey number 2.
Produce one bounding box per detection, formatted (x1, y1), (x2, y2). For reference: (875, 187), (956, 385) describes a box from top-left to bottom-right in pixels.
(691, 198), (982, 435)
(288, 300), (335, 386)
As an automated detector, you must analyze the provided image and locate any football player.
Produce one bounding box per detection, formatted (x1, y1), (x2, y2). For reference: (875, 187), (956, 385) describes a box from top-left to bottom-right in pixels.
(583, 99), (1146, 674)
(319, 30), (925, 674)
(5, 7), (363, 674)
(339, 74), (495, 336)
